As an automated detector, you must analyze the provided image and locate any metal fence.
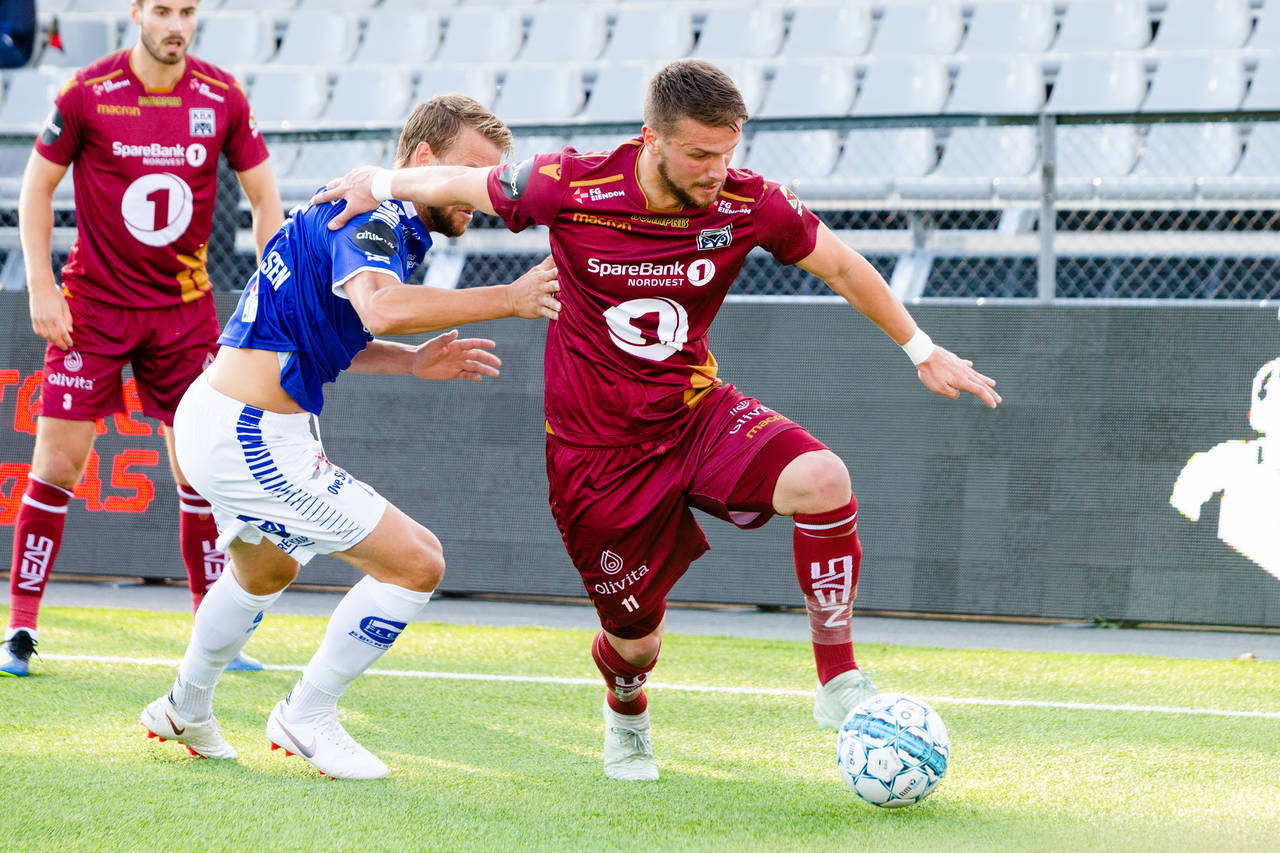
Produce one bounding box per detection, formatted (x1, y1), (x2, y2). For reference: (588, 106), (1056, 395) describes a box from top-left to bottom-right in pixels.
(3, 110), (1279, 301)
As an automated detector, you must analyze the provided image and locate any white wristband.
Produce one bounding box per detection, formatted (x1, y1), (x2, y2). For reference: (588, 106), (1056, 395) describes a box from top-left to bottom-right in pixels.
(370, 169), (395, 202)
(901, 328), (935, 366)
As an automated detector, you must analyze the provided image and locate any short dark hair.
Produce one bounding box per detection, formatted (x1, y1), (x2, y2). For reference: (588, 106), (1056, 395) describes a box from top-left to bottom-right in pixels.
(643, 59), (748, 137)
(394, 94), (512, 167)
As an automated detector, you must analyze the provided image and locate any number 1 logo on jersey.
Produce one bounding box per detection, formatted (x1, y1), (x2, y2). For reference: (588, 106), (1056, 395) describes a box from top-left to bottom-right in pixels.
(121, 173), (194, 247)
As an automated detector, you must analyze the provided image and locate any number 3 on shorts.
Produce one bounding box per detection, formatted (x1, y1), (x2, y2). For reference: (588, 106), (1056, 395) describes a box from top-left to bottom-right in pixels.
(604, 297), (690, 362)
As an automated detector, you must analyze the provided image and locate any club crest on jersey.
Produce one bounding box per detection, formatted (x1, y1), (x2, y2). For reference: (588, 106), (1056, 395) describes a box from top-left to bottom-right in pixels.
(189, 108), (216, 137)
(780, 185), (804, 215)
(696, 224), (733, 251)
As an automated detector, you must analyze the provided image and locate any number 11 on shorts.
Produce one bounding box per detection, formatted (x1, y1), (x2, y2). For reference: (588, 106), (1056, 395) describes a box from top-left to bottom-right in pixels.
(621, 595), (639, 613)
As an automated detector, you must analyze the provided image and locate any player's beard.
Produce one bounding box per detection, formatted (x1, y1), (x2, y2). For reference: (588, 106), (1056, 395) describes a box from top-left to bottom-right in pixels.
(141, 30), (187, 65)
(419, 204), (471, 238)
(656, 153), (721, 210)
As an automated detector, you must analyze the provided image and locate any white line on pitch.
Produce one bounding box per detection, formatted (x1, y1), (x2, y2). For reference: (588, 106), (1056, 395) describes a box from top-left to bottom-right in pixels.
(41, 653), (1280, 720)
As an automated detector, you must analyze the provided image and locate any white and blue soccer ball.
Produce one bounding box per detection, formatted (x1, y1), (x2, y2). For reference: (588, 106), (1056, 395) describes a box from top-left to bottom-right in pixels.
(836, 692), (950, 808)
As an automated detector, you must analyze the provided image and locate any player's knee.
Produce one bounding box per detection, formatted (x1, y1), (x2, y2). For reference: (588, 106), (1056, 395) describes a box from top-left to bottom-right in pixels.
(782, 450), (851, 513)
(401, 529), (445, 592)
(615, 631), (662, 667)
(30, 449), (87, 490)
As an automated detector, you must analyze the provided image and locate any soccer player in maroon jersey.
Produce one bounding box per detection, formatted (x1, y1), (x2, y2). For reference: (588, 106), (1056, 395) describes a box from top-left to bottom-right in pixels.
(316, 59), (1001, 780)
(1, 0), (283, 677)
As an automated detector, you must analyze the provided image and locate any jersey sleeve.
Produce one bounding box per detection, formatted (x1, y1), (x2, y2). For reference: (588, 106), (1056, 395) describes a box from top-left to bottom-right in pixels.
(32, 74), (85, 167)
(753, 182), (821, 266)
(330, 206), (409, 297)
(222, 76), (270, 173)
(486, 151), (569, 232)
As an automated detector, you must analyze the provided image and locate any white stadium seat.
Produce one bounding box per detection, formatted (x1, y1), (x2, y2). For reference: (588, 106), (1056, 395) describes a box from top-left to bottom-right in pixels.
(793, 127), (937, 200)
(0, 67), (70, 127)
(194, 13), (276, 67)
(352, 12), (440, 66)
(508, 133), (568, 165)
(1149, 0), (1251, 51)
(1095, 123), (1241, 200)
(414, 66), (498, 109)
(491, 66), (584, 123)
(325, 66), (414, 125)
(715, 60), (766, 116)
(296, 0), (379, 10)
(693, 5), (785, 61)
(1052, 124), (1141, 199)
(278, 140), (387, 202)
(602, 7), (692, 62)
(568, 133), (634, 155)
(244, 66), (328, 127)
(1250, 3), (1280, 48)
(1054, 0), (1150, 53)
(71, 0), (132, 12)
(1043, 53), (1147, 114)
(756, 59), (856, 119)
(741, 129), (841, 186)
(868, 2), (964, 56)
(779, 3), (872, 60)
(945, 55), (1045, 115)
(274, 11), (358, 66)
(963, 1), (1056, 54)
(39, 15), (115, 68)
(1199, 123), (1280, 200)
(851, 56), (950, 116)
(896, 126), (1040, 200)
(1242, 55), (1280, 111)
(0, 143), (33, 200)
(521, 5), (608, 63)
(219, 0), (297, 10)
(580, 63), (658, 124)
(436, 9), (522, 64)
(1142, 53), (1245, 113)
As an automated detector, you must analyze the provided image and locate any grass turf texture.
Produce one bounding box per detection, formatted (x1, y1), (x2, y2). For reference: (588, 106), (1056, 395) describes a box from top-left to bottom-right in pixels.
(2, 605), (1279, 852)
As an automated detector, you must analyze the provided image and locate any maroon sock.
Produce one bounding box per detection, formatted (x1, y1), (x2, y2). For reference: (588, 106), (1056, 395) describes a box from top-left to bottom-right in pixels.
(591, 631), (658, 715)
(793, 498), (862, 684)
(8, 476), (73, 631)
(178, 484), (226, 614)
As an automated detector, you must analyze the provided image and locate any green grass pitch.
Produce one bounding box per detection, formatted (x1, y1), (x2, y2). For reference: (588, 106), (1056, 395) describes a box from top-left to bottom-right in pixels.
(2, 605), (1279, 852)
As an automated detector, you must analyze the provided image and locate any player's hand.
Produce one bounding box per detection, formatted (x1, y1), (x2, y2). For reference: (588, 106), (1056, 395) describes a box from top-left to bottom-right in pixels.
(507, 256), (560, 321)
(311, 165), (382, 231)
(916, 346), (1001, 408)
(410, 330), (501, 382)
(28, 285), (73, 350)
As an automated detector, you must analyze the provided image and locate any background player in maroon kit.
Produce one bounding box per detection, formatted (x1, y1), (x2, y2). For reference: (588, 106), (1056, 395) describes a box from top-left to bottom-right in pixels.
(2, 0), (283, 677)
(316, 59), (1001, 780)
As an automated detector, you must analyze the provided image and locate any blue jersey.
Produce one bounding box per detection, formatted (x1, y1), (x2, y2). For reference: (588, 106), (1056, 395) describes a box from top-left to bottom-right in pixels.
(220, 198), (434, 414)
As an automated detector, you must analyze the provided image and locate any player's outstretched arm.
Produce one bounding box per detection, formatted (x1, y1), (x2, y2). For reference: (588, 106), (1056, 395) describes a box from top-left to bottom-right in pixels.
(312, 164), (496, 231)
(797, 225), (1001, 409)
(348, 332), (502, 382)
(19, 151), (73, 350)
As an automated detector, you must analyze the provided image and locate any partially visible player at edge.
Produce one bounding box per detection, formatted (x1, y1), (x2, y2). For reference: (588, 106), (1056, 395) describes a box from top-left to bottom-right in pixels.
(140, 94), (561, 780)
(2, 0), (283, 677)
(317, 58), (1001, 782)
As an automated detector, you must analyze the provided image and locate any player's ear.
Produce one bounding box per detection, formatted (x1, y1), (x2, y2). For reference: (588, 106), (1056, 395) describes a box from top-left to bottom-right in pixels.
(413, 141), (436, 168)
(640, 126), (660, 156)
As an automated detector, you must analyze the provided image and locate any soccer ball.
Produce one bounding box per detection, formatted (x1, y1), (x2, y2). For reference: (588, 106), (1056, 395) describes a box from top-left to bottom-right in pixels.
(835, 692), (950, 808)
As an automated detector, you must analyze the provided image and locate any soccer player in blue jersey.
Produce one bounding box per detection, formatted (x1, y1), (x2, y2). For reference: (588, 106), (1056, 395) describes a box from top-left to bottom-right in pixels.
(139, 95), (561, 780)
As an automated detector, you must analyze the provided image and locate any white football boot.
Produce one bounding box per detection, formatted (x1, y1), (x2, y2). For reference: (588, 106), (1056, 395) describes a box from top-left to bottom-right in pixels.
(813, 668), (878, 730)
(266, 700), (388, 780)
(140, 695), (238, 760)
(602, 699), (658, 781)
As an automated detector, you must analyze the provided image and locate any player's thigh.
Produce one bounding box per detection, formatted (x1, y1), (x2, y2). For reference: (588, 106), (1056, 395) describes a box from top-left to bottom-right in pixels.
(29, 416), (99, 487)
(38, 299), (133, 422)
(132, 299), (220, 425)
(332, 501), (444, 593)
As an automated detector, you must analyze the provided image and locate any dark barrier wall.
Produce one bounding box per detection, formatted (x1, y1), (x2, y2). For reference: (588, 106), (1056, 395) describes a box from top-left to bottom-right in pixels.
(2, 293), (1278, 627)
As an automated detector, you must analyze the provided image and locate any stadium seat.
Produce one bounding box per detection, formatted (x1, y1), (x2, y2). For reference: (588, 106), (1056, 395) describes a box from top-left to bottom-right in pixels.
(352, 12), (439, 66)
(1054, 0), (1150, 52)
(38, 15), (114, 68)
(693, 5), (785, 61)
(756, 59), (856, 119)
(602, 7), (692, 62)
(1142, 53), (1245, 112)
(414, 66), (498, 108)
(792, 127), (936, 200)
(741, 129), (841, 186)
(1149, 0), (1251, 51)
(296, 0), (379, 10)
(568, 132), (634, 155)
(896, 126), (1039, 200)
(1052, 124), (1141, 199)
(325, 66), (414, 125)
(491, 66), (584, 123)
(579, 63), (658, 124)
(1043, 53), (1147, 113)
(962, 1), (1055, 54)
(715, 60), (766, 116)
(867, 2), (964, 56)
(521, 5), (608, 63)
(1198, 123), (1280, 200)
(779, 3), (872, 59)
(378, 0), (456, 7)
(945, 55), (1045, 115)
(1249, 3), (1280, 48)
(243, 66), (328, 127)
(1242, 55), (1280, 111)
(0, 67), (69, 127)
(277, 140), (387, 202)
(851, 57), (950, 116)
(435, 9), (522, 64)
(219, 0), (297, 10)
(508, 133), (568, 165)
(194, 13), (276, 67)
(1094, 122), (1241, 200)
(0, 142), (32, 200)
(71, 0), (134, 11)
(274, 11), (358, 66)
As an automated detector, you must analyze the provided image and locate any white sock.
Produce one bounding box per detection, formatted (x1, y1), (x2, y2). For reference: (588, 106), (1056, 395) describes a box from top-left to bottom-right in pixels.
(172, 569), (282, 720)
(284, 576), (431, 723)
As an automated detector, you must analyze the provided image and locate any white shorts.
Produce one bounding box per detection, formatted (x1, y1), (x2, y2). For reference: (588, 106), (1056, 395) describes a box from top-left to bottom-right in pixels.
(174, 373), (387, 564)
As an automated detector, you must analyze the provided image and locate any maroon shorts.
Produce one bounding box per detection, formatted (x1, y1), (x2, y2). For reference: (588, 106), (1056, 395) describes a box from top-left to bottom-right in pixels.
(546, 385), (827, 638)
(39, 295), (219, 425)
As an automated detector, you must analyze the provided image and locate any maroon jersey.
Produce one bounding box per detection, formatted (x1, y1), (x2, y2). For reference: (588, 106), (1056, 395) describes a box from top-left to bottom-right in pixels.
(35, 50), (268, 308)
(487, 139), (821, 446)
